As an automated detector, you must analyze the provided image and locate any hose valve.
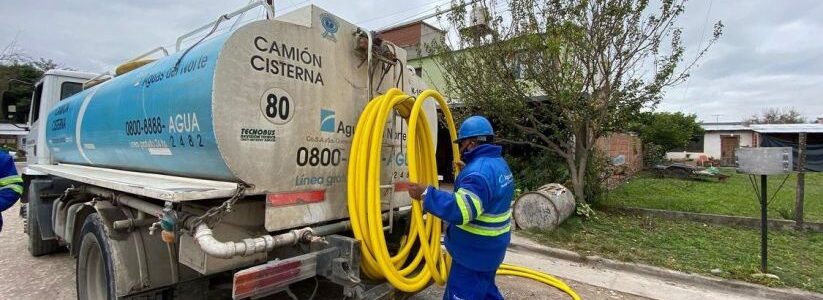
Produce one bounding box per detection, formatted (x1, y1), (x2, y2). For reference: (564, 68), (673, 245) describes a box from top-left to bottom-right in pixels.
(159, 202), (178, 244)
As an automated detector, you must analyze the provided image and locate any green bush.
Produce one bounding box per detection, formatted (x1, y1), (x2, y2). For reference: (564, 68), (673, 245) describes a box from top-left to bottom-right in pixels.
(632, 112), (703, 152)
(644, 142), (665, 167)
(584, 150), (610, 205)
(505, 147), (611, 210)
(505, 150), (568, 192)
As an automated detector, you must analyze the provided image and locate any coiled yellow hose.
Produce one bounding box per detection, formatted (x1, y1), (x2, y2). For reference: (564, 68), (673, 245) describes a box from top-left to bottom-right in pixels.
(347, 88), (580, 300)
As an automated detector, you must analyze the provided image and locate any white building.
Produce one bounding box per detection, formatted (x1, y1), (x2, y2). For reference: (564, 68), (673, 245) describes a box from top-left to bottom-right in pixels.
(701, 122), (755, 165)
(0, 123), (28, 150)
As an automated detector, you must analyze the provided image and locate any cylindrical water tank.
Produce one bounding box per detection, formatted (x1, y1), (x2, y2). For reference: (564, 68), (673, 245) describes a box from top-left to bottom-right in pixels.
(45, 16), (436, 195)
(512, 183), (576, 230)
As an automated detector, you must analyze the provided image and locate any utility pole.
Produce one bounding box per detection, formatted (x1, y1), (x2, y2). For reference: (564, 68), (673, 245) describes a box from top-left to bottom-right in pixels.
(795, 132), (806, 229)
(760, 174), (768, 274)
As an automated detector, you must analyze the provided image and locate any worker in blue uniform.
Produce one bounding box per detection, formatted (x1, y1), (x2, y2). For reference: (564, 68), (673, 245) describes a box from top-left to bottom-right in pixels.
(0, 150), (22, 232)
(408, 116), (515, 300)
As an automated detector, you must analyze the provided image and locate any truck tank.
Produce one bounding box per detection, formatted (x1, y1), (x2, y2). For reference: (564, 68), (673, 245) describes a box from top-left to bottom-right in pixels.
(45, 5), (436, 231)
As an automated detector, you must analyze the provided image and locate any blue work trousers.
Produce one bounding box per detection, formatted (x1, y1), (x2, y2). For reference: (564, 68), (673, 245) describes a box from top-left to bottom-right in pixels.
(443, 262), (504, 300)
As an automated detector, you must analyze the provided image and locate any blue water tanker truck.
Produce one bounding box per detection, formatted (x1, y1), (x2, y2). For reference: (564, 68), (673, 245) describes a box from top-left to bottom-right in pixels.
(16, 2), (437, 299)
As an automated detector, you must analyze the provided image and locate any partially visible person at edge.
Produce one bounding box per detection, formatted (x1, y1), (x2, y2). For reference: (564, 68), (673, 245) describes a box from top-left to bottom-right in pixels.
(0, 150), (22, 232)
(408, 116), (515, 300)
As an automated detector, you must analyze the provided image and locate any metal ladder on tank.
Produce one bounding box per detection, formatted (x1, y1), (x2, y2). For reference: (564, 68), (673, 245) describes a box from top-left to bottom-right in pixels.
(378, 113), (403, 234)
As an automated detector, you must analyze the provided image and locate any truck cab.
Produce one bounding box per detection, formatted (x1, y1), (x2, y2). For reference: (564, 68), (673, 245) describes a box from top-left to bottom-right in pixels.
(23, 70), (96, 170)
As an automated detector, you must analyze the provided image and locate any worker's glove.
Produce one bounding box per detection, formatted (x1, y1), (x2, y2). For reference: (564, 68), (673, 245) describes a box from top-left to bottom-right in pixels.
(407, 183), (428, 200)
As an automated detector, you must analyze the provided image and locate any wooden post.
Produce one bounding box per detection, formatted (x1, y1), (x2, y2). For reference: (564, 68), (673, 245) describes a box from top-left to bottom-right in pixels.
(795, 132), (806, 229)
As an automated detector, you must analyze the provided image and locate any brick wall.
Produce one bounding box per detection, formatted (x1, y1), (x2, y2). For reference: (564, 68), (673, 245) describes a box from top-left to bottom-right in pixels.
(595, 133), (643, 187)
(379, 23), (422, 47)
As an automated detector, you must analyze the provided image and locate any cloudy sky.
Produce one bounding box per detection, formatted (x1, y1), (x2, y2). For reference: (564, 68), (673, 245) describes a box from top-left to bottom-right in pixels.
(2, 0), (822, 122)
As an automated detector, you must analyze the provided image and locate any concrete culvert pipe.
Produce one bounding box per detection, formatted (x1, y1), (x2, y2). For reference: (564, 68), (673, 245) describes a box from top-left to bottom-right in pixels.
(513, 183), (576, 230)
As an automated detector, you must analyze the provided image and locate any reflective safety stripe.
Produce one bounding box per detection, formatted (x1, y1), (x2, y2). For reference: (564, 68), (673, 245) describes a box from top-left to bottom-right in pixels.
(454, 191), (471, 225)
(454, 188), (483, 225)
(0, 184), (23, 194)
(0, 175), (22, 187)
(475, 209), (511, 223)
(457, 222), (511, 237)
(462, 189), (483, 216)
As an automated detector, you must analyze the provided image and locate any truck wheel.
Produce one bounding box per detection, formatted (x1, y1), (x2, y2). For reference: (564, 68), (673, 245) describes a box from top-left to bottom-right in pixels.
(27, 201), (60, 256)
(77, 213), (117, 300)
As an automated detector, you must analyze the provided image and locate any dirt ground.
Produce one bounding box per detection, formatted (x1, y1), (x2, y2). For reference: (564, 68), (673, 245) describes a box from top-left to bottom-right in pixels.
(0, 198), (643, 300)
(0, 202), (77, 299)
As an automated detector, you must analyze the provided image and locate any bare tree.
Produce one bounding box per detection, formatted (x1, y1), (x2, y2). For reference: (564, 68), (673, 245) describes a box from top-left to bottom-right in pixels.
(746, 107), (806, 124)
(0, 36), (26, 64)
(28, 58), (70, 72)
(429, 0), (722, 207)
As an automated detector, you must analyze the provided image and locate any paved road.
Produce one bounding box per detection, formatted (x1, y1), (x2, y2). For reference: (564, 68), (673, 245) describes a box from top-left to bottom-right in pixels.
(0, 200), (643, 300)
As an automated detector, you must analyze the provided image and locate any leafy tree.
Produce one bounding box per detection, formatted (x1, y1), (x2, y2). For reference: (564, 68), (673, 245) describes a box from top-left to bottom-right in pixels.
(0, 64), (43, 105)
(746, 107), (806, 124)
(0, 38), (73, 118)
(632, 111), (703, 152)
(429, 0), (722, 205)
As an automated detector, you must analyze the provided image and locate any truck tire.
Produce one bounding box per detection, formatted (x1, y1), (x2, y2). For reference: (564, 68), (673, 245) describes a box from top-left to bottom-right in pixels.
(77, 213), (117, 300)
(27, 201), (60, 256)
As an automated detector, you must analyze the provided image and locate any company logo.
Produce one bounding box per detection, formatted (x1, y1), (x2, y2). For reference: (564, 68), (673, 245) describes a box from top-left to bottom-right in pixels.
(499, 173), (514, 187)
(320, 109), (336, 133)
(320, 13), (339, 42)
(319, 109), (358, 137)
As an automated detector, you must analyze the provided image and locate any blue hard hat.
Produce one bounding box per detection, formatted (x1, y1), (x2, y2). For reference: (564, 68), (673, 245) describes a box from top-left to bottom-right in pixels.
(454, 116), (494, 143)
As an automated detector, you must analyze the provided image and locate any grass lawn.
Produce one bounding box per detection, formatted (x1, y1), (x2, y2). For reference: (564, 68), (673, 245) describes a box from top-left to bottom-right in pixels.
(523, 211), (823, 293)
(601, 169), (823, 222)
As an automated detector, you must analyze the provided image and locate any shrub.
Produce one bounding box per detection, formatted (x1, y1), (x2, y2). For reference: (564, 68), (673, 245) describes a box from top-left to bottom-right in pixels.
(505, 150), (568, 192)
(644, 142), (665, 168)
(584, 150), (611, 206)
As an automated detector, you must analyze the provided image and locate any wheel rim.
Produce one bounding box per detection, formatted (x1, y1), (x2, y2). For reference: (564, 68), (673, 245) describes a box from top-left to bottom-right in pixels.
(80, 235), (107, 299)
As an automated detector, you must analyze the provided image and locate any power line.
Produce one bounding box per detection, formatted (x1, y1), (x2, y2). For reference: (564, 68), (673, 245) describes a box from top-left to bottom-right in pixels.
(378, 0), (481, 31)
(377, 3), (452, 29)
(276, 0), (312, 15)
(356, 0), (453, 26)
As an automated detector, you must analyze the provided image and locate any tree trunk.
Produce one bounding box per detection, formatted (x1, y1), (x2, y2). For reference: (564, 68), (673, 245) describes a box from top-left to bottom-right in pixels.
(795, 132), (806, 229)
(570, 168), (586, 205)
(567, 125), (591, 205)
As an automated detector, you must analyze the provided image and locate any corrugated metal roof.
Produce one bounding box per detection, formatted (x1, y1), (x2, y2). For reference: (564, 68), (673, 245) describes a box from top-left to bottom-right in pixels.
(701, 124), (752, 131)
(0, 124), (27, 133)
(0, 131), (26, 136)
(751, 124), (823, 133)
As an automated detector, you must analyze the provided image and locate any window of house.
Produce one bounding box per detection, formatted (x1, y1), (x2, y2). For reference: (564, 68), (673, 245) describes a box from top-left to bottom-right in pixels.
(414, 67), (423, 77)
(60, 82), (83, 100)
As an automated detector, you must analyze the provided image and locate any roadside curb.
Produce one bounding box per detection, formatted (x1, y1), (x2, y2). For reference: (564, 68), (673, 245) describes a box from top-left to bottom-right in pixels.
(605, 206), (823, 232)
(508, 235), (823, 300)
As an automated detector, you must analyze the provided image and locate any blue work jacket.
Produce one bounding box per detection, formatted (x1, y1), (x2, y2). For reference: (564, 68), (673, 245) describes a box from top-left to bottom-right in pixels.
(423, 144), (515, 271)
(0, 152), (22, 232)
